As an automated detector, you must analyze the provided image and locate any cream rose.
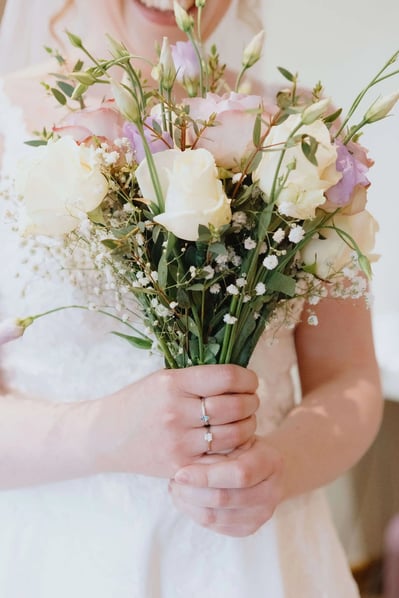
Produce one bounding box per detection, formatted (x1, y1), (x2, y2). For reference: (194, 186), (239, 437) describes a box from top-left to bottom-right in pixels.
(16, 136), (108, 237)
(136, 148), (231, 241)
(253, 114), (341, 220)
(301, 210), (379, 280)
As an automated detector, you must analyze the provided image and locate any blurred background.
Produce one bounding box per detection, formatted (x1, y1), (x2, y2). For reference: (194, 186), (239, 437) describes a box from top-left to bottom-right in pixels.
(1, 0), (398, 595)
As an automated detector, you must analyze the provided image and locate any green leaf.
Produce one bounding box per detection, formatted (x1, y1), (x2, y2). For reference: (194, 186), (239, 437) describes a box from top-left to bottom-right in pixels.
(267, 271), (296, 296)
(111, 331), (152, 350)
(72, 59), (84, 72)
(196, 225), (212, 243)
(302, 261), (318, 275)
(187, 317), (200, 337)
(300, 134), (318, 166)
(177, 288), (191, 308)
(101, 239), (120, 250)
(51, 87), (67, 105)
(88, 206), (106, 226)
(24, 139), (48, 147)
(323, 107), (343, 125)
(252, 111), (262, 146)
(57, 80), (75, 97)
(277, 66), (296, 82)
(358, 254), (372, 280)
(257, 203), (274, 240)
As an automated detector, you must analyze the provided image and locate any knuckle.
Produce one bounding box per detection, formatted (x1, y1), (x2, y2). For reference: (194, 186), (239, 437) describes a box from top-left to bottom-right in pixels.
(199, 508), (217, 527)
(221, 364), (238, 387)
(214, 488), (230, 508)
(234, 464), (252, 488)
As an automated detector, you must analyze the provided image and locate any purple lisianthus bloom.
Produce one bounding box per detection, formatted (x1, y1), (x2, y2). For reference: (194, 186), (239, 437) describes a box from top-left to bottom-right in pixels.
(326, 141), (370, 206)
(171, 41), (200, 83)
(123, 117), (173, 164)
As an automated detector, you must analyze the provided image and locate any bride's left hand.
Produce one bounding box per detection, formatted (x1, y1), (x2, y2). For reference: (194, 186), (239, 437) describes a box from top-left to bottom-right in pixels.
(169, 436), (284, 537)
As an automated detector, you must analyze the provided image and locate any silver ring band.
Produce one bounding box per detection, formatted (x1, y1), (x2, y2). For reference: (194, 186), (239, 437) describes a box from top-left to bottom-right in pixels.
(204, 426), (213, 453)
(200, 398), (210, 426)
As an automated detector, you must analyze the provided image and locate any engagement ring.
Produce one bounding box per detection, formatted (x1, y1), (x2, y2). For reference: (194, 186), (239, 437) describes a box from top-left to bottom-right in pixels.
(200, 397), (210, 425)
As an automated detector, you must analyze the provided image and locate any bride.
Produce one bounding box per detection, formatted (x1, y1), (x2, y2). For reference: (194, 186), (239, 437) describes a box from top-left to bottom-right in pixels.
(0, 1), (382, 596)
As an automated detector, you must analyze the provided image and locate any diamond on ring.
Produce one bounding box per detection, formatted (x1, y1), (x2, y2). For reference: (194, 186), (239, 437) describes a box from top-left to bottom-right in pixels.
(204, 427), (213, 452)
(200, 398), (210, 425)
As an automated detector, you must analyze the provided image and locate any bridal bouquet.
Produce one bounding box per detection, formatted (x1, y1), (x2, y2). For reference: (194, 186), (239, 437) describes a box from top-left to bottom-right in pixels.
(6, 2), (399, 366)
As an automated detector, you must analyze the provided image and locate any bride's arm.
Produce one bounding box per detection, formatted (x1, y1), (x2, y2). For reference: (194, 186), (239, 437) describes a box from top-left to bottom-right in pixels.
(169, 296), (383, 536)
(0, 364), (259, 489)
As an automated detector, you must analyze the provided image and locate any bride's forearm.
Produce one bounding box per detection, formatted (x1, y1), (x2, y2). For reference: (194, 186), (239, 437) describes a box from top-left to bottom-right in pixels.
(0, 391), (101, 489)
(265, 366), (383, 501)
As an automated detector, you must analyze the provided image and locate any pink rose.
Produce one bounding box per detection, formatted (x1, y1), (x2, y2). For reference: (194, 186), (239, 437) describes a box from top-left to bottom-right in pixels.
(185, 91), (262, 170)
(54, 101), (124, 144)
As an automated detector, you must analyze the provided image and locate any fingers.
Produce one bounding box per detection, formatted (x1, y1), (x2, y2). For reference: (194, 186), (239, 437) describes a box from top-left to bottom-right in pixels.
(188, 414), (257, 456)
(191, 393), (260, 428)
(173, 364), (259, 397)
(174, 439), (283, 488)
(169, 478), (279, 537)
(170, 474), (280, 510)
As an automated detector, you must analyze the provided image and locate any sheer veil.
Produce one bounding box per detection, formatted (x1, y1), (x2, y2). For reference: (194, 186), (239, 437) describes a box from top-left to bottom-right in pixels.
(0, 0), (67, 74)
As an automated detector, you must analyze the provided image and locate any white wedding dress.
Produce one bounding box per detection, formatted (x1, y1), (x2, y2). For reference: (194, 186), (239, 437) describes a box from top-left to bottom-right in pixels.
(0, 77), (360, 598)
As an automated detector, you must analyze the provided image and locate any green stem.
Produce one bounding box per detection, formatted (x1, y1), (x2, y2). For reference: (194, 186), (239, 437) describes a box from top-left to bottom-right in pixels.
(219, 294), (239, 364)
(235, 66), (248, 93)
(334, 50), (399, 139)
(23, 304), (149, 336)
(187, 31), (205, 97)
(136, 122), (165, 212)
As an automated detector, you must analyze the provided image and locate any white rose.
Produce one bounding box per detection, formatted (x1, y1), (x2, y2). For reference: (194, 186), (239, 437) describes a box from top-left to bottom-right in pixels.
(301, 210), (379, 280)
(16, 136), (108, 236)
(253, 115), (341, 220)
(136, 148), (231, 241)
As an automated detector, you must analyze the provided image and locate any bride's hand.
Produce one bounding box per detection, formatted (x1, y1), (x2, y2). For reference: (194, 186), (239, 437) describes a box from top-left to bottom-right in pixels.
(91, 365), (259, 479)
(169, 436), (284, 537)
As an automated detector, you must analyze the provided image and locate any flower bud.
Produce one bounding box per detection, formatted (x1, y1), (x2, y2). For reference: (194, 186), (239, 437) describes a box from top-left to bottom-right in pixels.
(195, 0), (206, 6)
(111, 81), (140, 123)
(242, 30), (265, 69)
(173, 0), (194, 32)
(71, 71), (97, 85)
(0, 317), (33, 346)
(301, 97), (331, 125)
(66, 31), (83, 49)
(106, 34), (130, 59)
(158, 37), (176, 90)
(364, 91), (399, 123)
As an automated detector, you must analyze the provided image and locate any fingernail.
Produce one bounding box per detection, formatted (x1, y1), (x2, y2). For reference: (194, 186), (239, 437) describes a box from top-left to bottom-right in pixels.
(174, 470), (190, 484)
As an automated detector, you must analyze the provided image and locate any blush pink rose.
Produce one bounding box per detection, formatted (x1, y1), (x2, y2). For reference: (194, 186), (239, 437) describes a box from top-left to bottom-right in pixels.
(54, 100), (124, 144)
(185, 91), (263, 170)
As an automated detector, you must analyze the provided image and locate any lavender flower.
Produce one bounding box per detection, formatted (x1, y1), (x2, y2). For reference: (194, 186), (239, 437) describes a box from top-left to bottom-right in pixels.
(123, 117), (173, 164)
(171, 41), (200, 85)
(326, 141), (370, 207)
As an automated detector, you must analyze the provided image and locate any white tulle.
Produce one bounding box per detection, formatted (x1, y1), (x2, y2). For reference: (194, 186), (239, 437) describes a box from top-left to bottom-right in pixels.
(0, 77), (360, 597)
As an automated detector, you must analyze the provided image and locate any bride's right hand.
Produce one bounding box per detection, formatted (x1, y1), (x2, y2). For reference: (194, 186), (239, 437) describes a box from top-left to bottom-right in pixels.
(91, 365), (259, 479)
